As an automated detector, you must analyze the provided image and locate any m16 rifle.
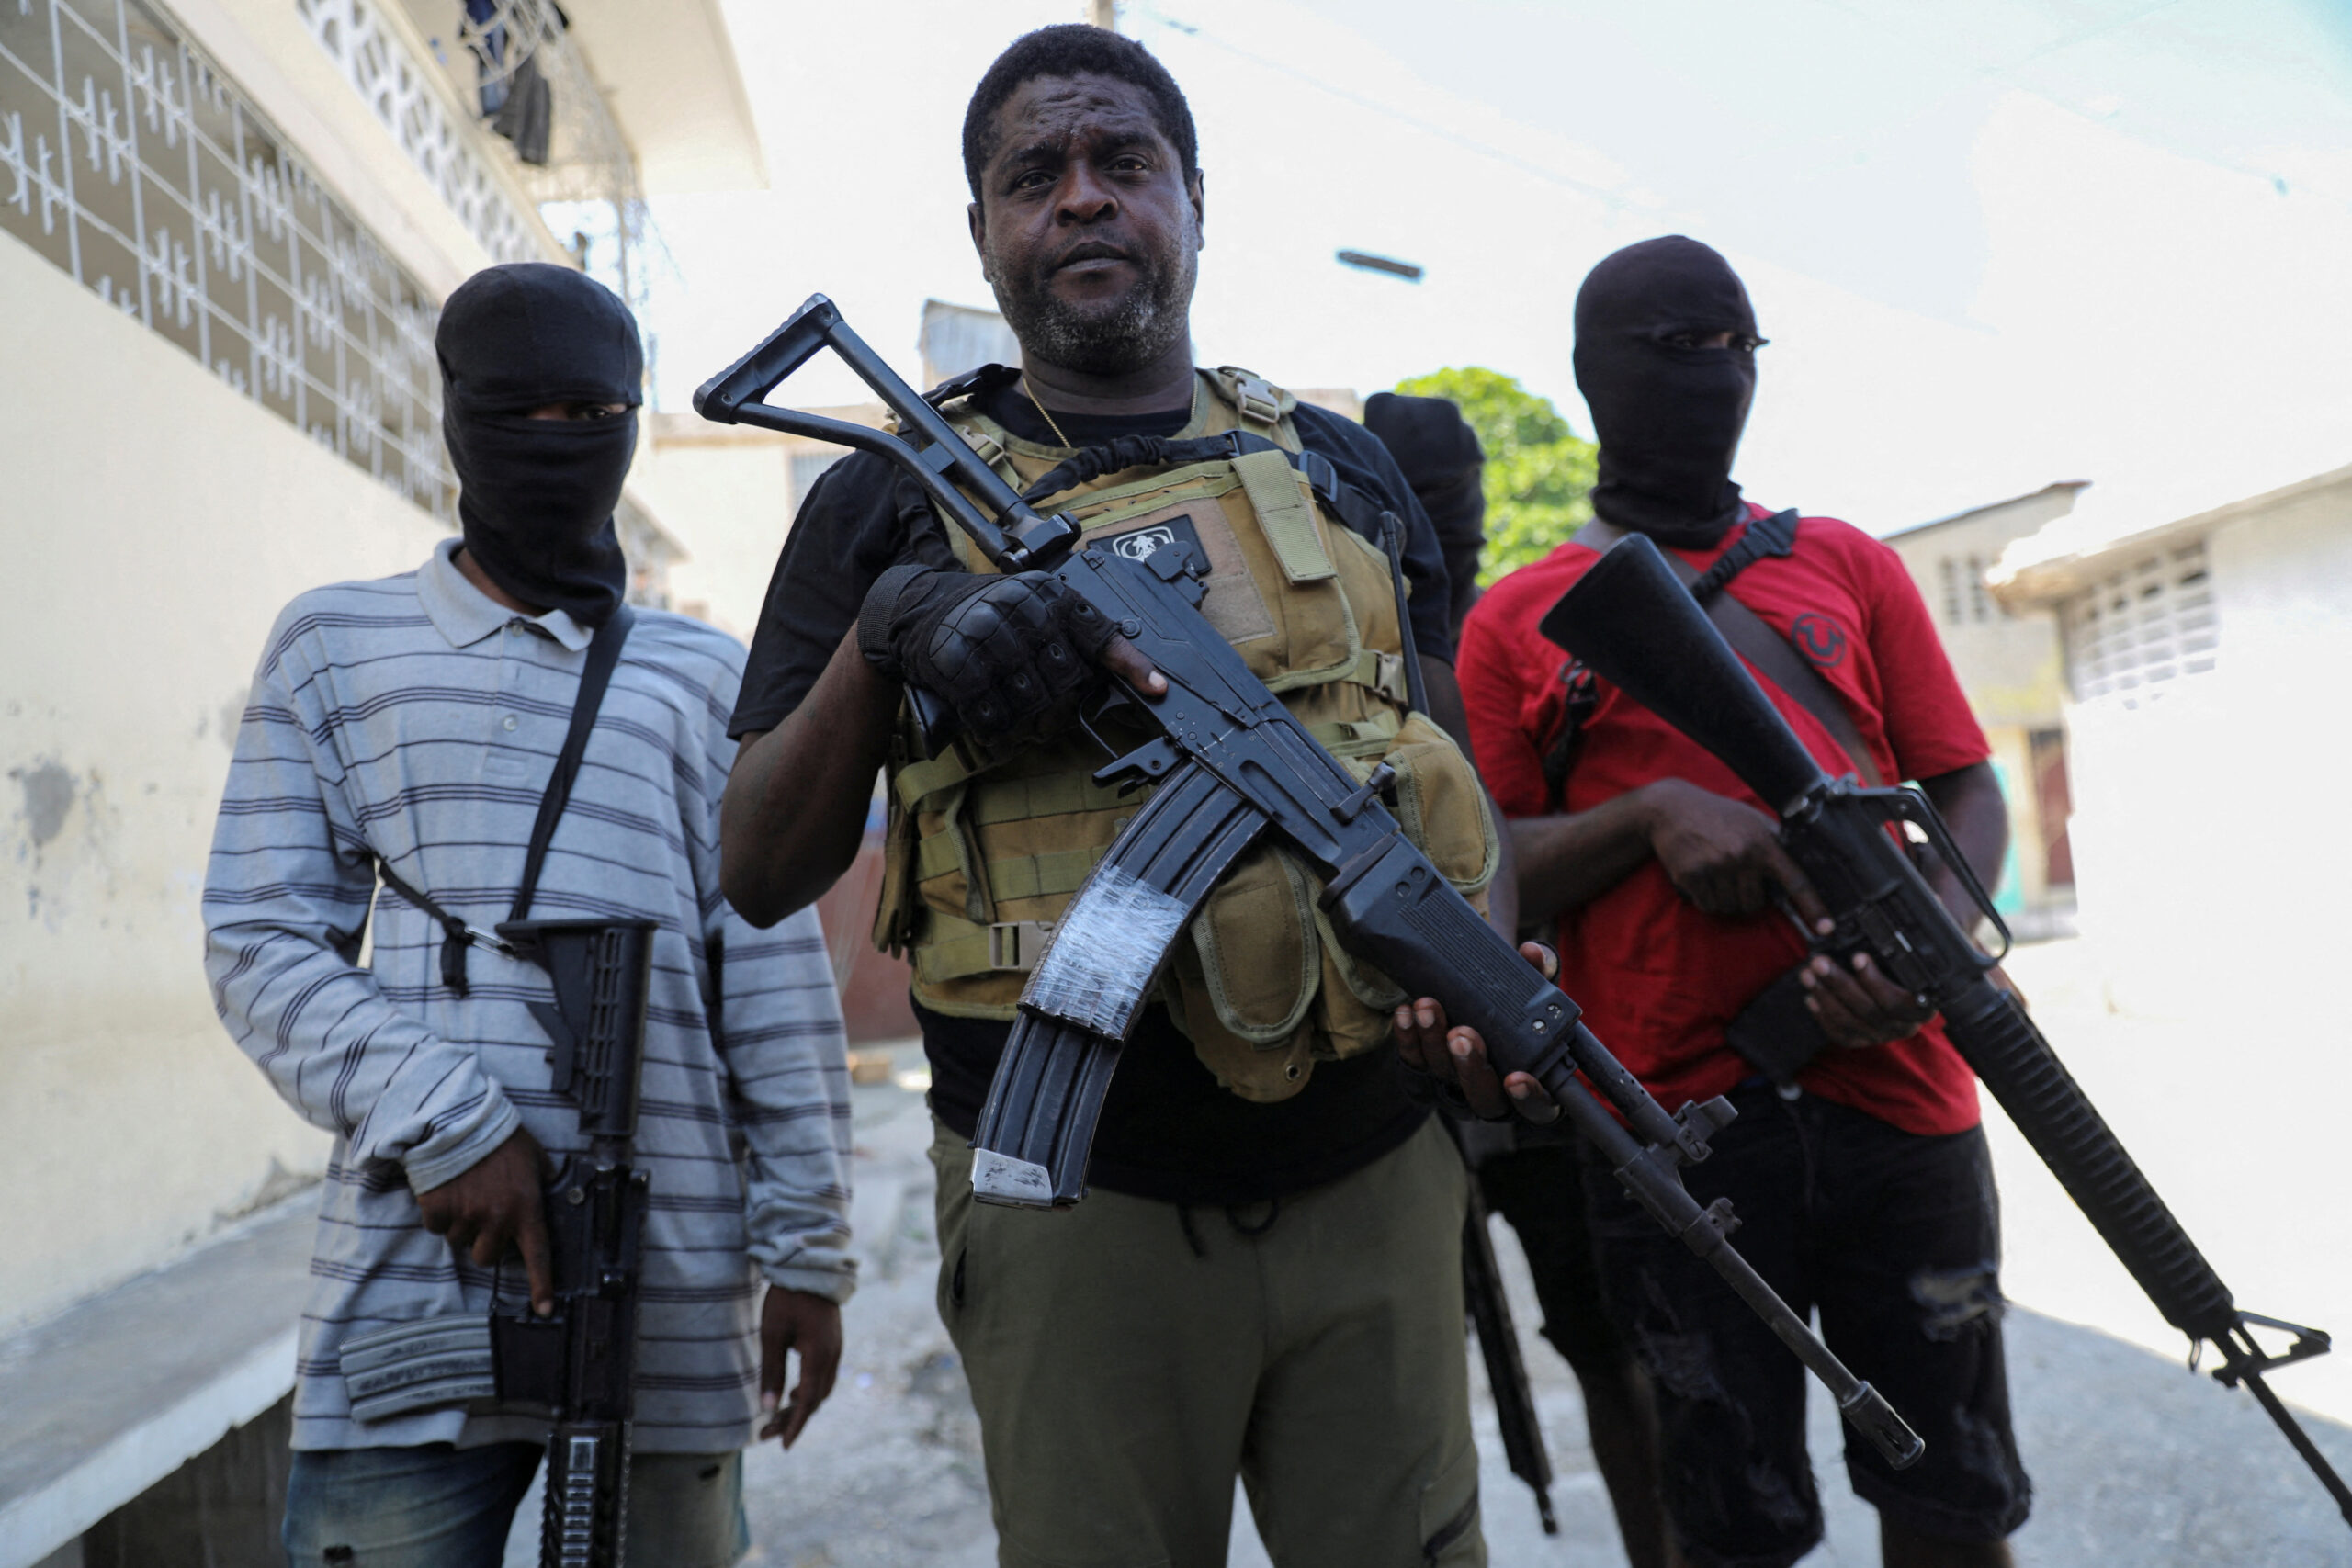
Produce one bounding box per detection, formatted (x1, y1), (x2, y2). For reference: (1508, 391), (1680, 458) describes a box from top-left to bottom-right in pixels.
(339, 918), (655, 1568)
(694, 294), (1924, 1471)
(1542, 531), (2352, 1529)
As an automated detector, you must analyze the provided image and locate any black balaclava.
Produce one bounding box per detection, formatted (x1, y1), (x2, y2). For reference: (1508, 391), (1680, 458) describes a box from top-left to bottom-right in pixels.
(1363, 391), (1487, 634)
(1572, 235), (1758, 550)
(436, 262), (643, 625)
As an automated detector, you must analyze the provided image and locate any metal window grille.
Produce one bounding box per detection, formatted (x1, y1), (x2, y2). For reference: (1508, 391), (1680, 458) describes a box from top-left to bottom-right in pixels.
(1939, 556), (1962, 623)
(293, 0), (541, 266)
(1, 0), (456, 519)
(1967, 554), (1990, 623)
(2059, 541), (2218, 706)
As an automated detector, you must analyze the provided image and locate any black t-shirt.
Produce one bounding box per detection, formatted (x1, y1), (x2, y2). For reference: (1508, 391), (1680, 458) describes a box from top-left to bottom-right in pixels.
(731, 376), (1453, 1205)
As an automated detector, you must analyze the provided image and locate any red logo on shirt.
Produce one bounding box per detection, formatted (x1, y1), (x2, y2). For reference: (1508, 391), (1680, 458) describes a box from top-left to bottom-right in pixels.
(1792, 614), (1847, 668)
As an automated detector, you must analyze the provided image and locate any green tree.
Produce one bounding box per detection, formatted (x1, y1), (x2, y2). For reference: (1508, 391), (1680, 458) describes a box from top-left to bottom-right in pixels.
(1392, 367), (1597, 585)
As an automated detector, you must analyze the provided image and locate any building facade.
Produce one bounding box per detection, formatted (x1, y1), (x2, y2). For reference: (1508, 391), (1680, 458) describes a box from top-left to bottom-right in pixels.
(1882, 481), (2086, 933)
(1992, 462), (2352, 1015)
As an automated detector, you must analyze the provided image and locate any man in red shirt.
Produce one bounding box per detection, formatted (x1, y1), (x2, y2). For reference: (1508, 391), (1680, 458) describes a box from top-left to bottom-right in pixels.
(1455, 237), (2029, 1568)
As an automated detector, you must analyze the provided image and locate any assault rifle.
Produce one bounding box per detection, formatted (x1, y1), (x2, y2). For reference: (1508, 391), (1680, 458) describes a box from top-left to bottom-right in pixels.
(695, 295), (1924, 1471)
(340, 919), (656, 1568)
(1543, 533), (2352, 1529)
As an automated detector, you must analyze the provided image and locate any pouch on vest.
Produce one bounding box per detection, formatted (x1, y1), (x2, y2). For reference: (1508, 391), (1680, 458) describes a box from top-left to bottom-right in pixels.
(1164, 709), (1499, 1101)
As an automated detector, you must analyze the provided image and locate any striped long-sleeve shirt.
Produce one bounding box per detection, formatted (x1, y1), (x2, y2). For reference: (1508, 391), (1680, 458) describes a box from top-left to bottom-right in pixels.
(203, 538), (854, 1452)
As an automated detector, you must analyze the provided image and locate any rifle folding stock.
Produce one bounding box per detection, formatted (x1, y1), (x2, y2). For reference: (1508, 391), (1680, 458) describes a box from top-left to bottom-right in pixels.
(1543, 532), (2352, 1529)
(698, 299), (1927, 1471)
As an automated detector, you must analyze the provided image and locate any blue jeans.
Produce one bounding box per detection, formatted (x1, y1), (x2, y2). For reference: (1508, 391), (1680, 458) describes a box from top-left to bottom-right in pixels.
(281, 1442), (748, 1568)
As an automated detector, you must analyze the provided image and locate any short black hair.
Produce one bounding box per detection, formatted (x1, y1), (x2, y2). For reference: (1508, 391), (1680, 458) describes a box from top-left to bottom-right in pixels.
(962, 25), (1199, 206)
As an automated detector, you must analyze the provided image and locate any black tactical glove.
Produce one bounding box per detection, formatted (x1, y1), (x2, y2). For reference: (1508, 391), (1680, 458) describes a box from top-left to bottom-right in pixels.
(856, 565), (1119, 742)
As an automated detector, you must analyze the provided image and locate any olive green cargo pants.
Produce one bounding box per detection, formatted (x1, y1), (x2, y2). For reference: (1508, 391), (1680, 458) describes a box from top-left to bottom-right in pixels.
(928, 1116), (1485, 1568)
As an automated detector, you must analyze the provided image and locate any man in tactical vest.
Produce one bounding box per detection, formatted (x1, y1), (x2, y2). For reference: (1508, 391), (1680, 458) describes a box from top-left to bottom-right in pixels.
(722, 25), (1537, 1568)
(1454, 237), (2030, 1568)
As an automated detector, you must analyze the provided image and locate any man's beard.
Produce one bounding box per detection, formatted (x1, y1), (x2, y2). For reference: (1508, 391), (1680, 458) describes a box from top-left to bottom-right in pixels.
(989, 239), (1196, 378)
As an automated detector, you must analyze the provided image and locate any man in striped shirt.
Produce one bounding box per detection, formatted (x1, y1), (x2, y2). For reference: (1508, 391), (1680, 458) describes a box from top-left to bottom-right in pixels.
(203, 264), (854, 1566)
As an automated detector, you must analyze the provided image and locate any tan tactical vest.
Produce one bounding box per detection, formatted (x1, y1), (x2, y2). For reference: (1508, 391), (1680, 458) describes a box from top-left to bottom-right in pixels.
(870, 367), (1498, 1102)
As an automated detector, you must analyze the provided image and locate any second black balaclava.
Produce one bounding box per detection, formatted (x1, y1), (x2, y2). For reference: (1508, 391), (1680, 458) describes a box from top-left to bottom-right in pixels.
(1572, 235), (1758, 549)
(1363, 391), (1487, 634)
(437, 262), (642, 625)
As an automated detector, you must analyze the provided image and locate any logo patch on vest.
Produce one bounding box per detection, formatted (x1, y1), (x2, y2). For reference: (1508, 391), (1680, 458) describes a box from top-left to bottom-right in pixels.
(1090, 503), (1278, 645)
(1792, 614), (1848, 669)
(1109, 524), (1184, 563)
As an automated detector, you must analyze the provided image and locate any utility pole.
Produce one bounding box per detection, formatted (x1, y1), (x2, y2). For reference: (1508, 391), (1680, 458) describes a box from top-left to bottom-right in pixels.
(1086, 0), (1116, 30)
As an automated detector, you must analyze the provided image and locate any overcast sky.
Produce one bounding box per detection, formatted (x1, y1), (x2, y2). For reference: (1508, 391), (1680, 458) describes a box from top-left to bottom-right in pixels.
(649, 0), (2352, 540)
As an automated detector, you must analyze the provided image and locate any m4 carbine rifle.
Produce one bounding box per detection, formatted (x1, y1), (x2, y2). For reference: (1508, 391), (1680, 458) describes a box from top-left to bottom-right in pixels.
(1543, 532), (2352, 1529)
(339, 918), (655, 1568)
(696, 294), (1926, 1471)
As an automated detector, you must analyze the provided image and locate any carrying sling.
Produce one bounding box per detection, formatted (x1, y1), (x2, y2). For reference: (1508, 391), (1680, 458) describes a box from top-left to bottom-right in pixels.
(373, 604), (637, 993)
(1544, 510), (1883, 800)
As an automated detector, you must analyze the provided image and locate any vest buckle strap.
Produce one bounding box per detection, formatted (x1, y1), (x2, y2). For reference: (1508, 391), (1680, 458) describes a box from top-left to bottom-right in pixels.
(988, 919), (1056, 973)
(1228, 372), (1282, 428)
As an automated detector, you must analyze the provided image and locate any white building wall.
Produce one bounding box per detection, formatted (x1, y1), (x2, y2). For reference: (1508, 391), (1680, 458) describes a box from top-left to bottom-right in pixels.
(2064, 486), (2352, 1018)
(0, 229), (448, 1332)
(631, 432), (797, 641)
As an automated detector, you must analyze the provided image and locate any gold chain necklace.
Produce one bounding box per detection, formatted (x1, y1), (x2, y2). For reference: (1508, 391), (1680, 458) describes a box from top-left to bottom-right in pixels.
(1021, 378), (1077, 449)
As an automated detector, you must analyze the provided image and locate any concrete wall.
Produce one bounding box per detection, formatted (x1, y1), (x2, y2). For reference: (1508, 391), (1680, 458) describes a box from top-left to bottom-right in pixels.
(2062, 479), (2352, 1016)
(633, 425), (798, 640)
(1885, 491), (2080, 919)
(1885, 489), (2076, 730)
(0, 231), (450, 1333)
(637, 408), (891, 641)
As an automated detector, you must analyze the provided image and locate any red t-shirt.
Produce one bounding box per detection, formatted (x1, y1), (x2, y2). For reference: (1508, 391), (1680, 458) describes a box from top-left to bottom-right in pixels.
(1457, 505), (1991, 1136)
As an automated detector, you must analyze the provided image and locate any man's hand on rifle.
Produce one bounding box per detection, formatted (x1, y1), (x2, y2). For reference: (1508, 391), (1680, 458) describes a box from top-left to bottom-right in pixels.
(1799, 951), (1936, 1050)
(1639, 779), (1940, 1049)
(856, 566), (1165, 743)
(415, 1125), (556, 1318)
(759, 1287), (842, 1450)
(1639, 778), (1833, 926)
(1394, 942), (1565, 1124)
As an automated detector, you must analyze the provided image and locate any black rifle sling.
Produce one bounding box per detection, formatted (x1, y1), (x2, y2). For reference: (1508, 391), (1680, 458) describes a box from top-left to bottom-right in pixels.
(510, 604), (636, 923)
(1562, 513), (1883, 791)
(376, 604), (637, 993)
